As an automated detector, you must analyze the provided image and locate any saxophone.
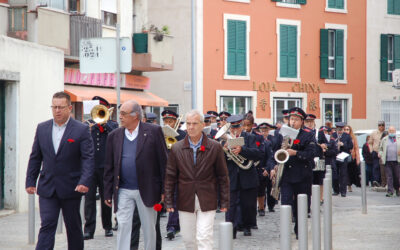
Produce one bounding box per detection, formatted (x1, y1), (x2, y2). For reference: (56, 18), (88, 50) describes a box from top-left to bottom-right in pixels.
(270, 135), (291, 200)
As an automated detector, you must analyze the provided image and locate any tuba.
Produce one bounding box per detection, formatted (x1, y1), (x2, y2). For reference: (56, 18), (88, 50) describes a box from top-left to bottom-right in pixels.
(271, 135), (291, 200)
(215, 123), (254, 170)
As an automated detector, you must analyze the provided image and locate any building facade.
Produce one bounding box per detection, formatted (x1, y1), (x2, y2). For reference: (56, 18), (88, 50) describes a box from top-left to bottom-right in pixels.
(198, 0), (367, 129)
(367, 0), (400, 129)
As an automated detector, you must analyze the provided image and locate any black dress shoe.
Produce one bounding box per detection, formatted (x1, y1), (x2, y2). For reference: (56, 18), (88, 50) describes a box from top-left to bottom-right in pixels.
(105, 229), (113, 237)
(243, 228), (251, 236)
(166, 230), (175, 240)
(83, 233), (94, 240)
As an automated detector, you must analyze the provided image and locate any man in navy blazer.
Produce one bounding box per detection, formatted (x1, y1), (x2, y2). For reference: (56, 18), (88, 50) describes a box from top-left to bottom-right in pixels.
(104, 100), (168, 250)
(25, 92), (94, 250)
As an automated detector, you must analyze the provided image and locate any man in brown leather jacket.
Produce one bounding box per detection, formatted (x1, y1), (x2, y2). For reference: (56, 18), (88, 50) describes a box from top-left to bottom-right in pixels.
(164, 110), (230, 250)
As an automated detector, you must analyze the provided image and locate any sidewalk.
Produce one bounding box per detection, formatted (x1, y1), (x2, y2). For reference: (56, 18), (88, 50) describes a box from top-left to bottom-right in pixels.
(0, 187), (399, 250)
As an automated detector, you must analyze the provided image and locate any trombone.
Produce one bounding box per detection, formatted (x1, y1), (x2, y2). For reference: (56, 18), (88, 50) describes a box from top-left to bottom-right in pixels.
(164, 115), (182, 149)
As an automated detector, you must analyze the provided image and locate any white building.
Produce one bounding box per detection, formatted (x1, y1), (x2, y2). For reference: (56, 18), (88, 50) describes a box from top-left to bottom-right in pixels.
(367, 0), (400, 129)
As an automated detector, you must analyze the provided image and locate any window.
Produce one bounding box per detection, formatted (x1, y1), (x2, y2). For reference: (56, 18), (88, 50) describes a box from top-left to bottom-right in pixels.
(220, 96), (252, 115)
(320, 29), (344, 80)
(381, 100), (400, 129)
(328, 0), (344, 9)
(388, 0), (400, 15)
(8, 7), (27, 32)
(322, 99), (347, 124)
(69, 0), (81, 13)
(224, 14), (250, 80)
(272, 0), (306, 4)
(279, 24), (298, 79)
(44, 0), (66, 11)
(102, 11), (117, 27)
(273, 98), (302, 124)
(381, 34), (400, 82)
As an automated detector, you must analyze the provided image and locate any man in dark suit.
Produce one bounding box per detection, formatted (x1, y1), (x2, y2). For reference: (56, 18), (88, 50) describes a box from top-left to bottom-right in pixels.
(104, 100), (168, 250)
(25, 92), (94, 250)
(83, 96), (118, 240)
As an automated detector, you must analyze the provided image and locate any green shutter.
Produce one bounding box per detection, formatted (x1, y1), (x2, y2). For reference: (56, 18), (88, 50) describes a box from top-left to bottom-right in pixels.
(388, 0), (394, 14)
(271, 0), (282, 2)
(328, 0), (336, 8)
(394, 35), (400, 69)
(381, 34), (389, 81)
(335, 29), (344, 80)
(298, 0), (307, 5)
(395, 0), (400, 15)
(320, 29), (329, 79)
(280, 25), (297, 78)
(227, 20), (246, 76)
(336, 0), (344, 9)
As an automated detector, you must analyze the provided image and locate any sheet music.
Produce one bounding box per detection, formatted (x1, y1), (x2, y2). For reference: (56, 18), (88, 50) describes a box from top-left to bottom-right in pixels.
(279, 124), (300, 140)
(336, 152), (350, 162)
(227, 137), (245, 148)
(162, 125), (179, 138)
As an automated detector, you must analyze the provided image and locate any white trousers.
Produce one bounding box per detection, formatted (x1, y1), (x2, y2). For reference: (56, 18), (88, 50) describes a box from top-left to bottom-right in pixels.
(116, 188), (157, 250)
(178, 195), (216, 250)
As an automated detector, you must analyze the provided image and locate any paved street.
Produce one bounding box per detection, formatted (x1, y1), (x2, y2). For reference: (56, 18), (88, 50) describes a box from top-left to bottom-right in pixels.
(0, 187), (399, 250)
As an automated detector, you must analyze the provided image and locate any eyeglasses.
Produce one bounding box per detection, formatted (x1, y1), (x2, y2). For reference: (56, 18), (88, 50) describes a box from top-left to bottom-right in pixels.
(120, 111), (134, 116)
(378, 124), (385, 127)
(51, 105), (68, 110)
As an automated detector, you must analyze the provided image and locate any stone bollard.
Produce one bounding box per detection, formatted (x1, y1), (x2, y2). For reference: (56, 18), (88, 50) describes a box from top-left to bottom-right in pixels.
(298, 194), (308, 250)
(280, 205), (292, 250)
(323, 177), (332, 250)
(312, 185), (321, 250)
(219, 222), (233, 250)
(361, 161), (367, 214)
(28, 194), (35, 244)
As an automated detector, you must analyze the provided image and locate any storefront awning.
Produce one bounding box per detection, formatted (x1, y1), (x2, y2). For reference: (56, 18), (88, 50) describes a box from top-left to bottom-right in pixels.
(64, 85), (168, 107)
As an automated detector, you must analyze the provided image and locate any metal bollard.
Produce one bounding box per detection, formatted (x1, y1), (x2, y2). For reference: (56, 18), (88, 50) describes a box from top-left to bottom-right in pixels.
(56, 212), (63, 234)
(361, 161), (367, 214)
(280, 205), (292, 250)
(312, 185), (321, 250)
(219, 222), (233, 250)
(298, 194), (308, 250)
(80, 195), (85, 224)
(323, 178), (332, 250)
(28, 194), (35, 244)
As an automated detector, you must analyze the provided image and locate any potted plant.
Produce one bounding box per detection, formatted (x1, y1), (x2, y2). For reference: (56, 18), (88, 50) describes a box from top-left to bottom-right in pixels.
(133, 25), (170, 53)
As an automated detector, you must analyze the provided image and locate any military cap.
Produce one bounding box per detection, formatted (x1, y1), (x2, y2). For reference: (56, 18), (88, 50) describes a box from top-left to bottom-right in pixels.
(204, 114), (211, 122)
(207, 111), (218, 117)
(335, 122), (346, 128)
(146, 112), (157, 122)
(258, 122), (277, 130)
(282, 109), (290, 117)
(92, 96), (110, 107)
(226, 115), (243, 128)
(289, 107), (307, 120)
(219, 111), (231, 118)
(306, 114), (316, 120)
(161, 110), (178, 119)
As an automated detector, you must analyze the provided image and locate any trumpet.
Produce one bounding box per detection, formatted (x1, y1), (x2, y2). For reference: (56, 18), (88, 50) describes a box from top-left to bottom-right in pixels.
(215, 123), (254, 170)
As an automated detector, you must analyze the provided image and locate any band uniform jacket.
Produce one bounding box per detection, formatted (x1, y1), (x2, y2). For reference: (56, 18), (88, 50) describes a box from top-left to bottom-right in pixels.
(89, 119), (119, 168)
(26, 119), (95, 199)
(164, 132), (230, 212)
(282, 128), (316, 184)
(259, 139), (276, 179)
(226, 131), (264, 191)
(103, 122), (168, 212)
(332, 132), (353, 154)
(317, 131), (339, 166)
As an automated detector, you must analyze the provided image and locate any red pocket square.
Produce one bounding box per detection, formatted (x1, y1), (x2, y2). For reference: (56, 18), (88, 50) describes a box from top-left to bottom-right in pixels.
(67, 139), (75, 143)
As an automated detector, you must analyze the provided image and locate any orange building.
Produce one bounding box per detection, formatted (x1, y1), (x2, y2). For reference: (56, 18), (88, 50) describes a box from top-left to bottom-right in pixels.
(200, 0), (366, 128)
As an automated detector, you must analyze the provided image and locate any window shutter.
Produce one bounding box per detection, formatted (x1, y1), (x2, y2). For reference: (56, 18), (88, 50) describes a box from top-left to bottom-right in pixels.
(298, 0), (307, 4)
(280, 25), (289, 77)
(236, 21), (247, 76)
(381, 34), (389, 81)
(395, 0), (400, 15)
(271, 0), (282, 2)
(328, 0), (336, 8)
(320, 29), (329, 79)
(388, 0), (394, 14)
(227, 20), (236, 76)
(337, 0), (344, 9)
(394, 35), (400, 69)
(288, 26), (297, 78)
(335, 29), (344, 80)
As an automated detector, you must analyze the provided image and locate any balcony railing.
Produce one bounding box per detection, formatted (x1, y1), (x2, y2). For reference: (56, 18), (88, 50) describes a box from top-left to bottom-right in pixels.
(70, 15), (102, 57)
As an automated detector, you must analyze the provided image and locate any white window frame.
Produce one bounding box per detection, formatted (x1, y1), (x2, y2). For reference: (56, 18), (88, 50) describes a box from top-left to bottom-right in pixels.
(216, 90), (257, 117)
(324, 23), (347, 84)
(223, 14), (251, 80)
(319, 93), (352, 124)
(276, 19), (301, 83)
(325, 0), (348, 14)
(272, 98), (303, 124)
(388, 35), (394, 82)
(276, 0), (301, 9)
(225, 0), (250, 3)
(269, 92), (307, 122)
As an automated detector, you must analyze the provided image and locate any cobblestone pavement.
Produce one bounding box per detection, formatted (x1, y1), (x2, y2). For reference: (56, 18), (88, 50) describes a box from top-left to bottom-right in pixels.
(1, 186), (400, 250)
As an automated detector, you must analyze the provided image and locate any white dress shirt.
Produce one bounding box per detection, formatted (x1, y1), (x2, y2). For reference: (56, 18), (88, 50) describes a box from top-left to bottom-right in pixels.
(125, 123), (140, 141)
(52, 117), (70, 154)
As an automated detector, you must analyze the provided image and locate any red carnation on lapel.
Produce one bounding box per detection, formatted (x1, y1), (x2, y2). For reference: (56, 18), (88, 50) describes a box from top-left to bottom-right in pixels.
(293, 139), (300, 145)
(153, 203), (163, 212)
(67, 139), (75, 143)
(97, 124), (105, 133)
(256, 141), (261, 147)
(200, 145), (205, 152)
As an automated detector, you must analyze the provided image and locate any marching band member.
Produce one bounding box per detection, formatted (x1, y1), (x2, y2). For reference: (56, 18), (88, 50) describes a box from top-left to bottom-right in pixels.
(271, 107), (315, 239)
(224, 115), (263, 238)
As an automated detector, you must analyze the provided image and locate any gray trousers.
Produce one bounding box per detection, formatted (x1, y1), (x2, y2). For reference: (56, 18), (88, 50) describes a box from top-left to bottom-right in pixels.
(385, 161), (400, 194)
(116, 188), (157, 250)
